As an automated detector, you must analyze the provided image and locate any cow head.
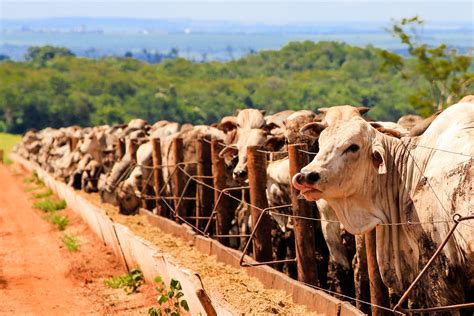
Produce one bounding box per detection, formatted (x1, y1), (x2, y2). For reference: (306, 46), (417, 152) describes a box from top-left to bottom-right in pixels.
(219, 128), (268, 182)
(217, 109), (276, 182)
(116, 180), (141, 215)
(318, 105), (369, 126)
(292, 117), (386, 233)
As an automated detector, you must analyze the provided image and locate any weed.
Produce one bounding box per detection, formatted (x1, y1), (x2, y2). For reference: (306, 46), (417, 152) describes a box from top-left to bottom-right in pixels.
(33, 189), (53, 199)
(33, 198), (66, 212)
(148, 277), (190, 316)
(61, 233), (80, 252)
(104, 268), (144, 294)
(46, 213), (69, 231)
(23, 171), (44, 186)
(25, 185), (42, 192)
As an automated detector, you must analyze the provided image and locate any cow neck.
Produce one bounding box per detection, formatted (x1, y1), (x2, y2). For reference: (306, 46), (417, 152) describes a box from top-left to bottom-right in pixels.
(371, 134), (421, 294)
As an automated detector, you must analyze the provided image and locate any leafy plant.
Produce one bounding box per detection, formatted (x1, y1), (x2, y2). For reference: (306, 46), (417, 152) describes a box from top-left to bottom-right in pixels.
(104, 268), (144, 294)
(382, 16), (473, 114)
(148, 277), (190, 316)
(46, 212), (69, 231)
(33, 198), (66, 212)
(61, 233), (80, 252)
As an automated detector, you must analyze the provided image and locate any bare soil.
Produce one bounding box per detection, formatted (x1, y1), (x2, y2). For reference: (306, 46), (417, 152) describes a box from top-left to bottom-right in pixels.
(0, 164), (156, 315)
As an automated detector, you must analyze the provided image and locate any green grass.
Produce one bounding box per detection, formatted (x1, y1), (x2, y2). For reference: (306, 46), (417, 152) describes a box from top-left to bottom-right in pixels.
(46, 212), (69, 231)
(104, 268), (144, 294)
(61, 233), (80, 252)
(0, 133), (22, 164)
(33, 198), (67, 212)
(33, 189), (53, 199)
(24, 170), (44, 186)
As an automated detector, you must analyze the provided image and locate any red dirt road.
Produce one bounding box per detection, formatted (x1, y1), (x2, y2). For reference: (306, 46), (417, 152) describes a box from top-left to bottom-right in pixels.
(0, 165), (154, 315)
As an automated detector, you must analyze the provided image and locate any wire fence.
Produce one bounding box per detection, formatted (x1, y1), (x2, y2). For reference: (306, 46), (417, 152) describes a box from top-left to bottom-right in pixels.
(110, 133), (474, 314)
(32, 127), (468, 315)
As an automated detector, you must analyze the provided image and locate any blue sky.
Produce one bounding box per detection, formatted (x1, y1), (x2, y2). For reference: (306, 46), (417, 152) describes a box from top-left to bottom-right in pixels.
(2, 1), (473, 23)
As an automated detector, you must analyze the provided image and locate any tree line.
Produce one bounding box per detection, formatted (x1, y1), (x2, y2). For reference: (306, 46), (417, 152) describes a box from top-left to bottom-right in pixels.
(0, 17), (472, 134)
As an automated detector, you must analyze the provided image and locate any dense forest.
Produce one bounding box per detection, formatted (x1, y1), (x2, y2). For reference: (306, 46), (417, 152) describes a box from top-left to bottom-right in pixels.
(1, 19), (472, 133)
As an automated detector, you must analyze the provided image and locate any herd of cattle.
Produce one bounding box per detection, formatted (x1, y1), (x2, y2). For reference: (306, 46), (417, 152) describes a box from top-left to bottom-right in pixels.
(14, 95), (473, 312)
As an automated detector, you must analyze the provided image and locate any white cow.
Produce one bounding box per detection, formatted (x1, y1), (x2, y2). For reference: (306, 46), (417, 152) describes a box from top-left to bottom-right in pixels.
(293, 102), (473, 308)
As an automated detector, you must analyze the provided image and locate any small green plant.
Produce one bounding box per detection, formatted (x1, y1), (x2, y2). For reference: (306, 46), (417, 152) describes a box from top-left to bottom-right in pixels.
(148, 277), (190, 316)
(24, 170), (44, 185)
(46, 213), (69, 231)
(33, 198), (66, 212)
(61, 233), (80, 252)
(24, 185), (42, 192)
(104, 268), (144, 294)
(33, 189), (53, 199)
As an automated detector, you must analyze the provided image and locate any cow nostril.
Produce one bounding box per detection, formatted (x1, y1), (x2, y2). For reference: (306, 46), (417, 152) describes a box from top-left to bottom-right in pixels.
(305, 172), (320, 184)
(234, 170), (247, 178)
(294, 173), (303, 184)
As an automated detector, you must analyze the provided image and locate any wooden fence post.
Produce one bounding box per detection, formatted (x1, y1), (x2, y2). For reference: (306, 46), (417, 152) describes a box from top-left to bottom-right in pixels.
(128, 139), (138, 162)
(69, 136), (78, 152)
(247, 146), (272, 262)
(365, 229), (390, 315)
(353, 235), (370, 314)
(171, 137), (186, 222)
(151, 138), (167, 217)
(288, 143), (321, 286)
(117, 138), (125, 160)
(210, 139), (234, 245)
(196, 136), (213, 231)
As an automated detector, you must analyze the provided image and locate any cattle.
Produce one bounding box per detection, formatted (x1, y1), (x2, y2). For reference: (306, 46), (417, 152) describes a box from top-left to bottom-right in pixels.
(397, 114), (423, 131)
(266, 106), (370, 295)
(115, 125), (227, 215)
(218, 109), (278, 181)
(292, 102), (473, 308)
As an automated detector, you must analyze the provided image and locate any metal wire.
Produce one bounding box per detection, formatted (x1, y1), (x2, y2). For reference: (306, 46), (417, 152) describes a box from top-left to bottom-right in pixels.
(136, 161), (464, 228)
(393, 214), (474, 313)
(111, 132), (474, 313)
(296, 141), (474, 158)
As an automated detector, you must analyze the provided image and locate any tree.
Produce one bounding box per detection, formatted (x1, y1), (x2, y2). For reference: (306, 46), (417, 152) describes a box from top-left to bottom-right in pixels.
(381, 16), (473, 115)
(25, 45), (75, 66)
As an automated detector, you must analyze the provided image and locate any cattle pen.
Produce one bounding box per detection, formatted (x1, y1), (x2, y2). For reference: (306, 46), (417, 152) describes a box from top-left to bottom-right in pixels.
(10, 120), (474, 315)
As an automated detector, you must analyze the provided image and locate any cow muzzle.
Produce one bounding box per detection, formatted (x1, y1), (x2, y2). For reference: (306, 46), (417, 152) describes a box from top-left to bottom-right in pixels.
(292, 172), (323, 200)
(233, 169), (248, 181)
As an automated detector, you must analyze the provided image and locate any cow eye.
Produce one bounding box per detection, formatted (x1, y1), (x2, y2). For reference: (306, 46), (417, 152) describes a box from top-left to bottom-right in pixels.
(344, 144), (359, 154)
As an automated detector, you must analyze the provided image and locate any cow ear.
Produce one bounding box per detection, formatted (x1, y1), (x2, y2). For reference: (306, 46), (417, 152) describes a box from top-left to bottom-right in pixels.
(371, 140), (387, 174)
(357, 106), (370, 115)
(369, 122), (403, 139)
(259, 109), (266, 116)
(317, 107), (329, 114)
(263, 135), (286, 152)
(218, 119), (237, 133)
(263, 122), (280, 133)
(299, 122), (327, 137)
(219, 144), (238, 158)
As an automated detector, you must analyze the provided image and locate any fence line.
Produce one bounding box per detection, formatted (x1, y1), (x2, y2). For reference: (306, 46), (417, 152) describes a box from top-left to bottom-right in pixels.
(133, 161), (464, 228)
(113, 135), (473, 314)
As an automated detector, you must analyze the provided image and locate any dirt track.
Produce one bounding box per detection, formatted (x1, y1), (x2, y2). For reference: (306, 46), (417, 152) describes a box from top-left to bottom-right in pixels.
(0, 164), (155, 315)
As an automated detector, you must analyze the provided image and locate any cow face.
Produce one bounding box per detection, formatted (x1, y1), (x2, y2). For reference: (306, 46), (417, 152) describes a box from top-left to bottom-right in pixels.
(293, 118), (384, 201)
(220, 128), (268, 182)
(116, 181), (141, 215)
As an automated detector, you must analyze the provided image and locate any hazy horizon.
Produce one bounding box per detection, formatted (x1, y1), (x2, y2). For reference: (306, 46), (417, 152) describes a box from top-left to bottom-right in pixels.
(3, 1), (473, 23)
